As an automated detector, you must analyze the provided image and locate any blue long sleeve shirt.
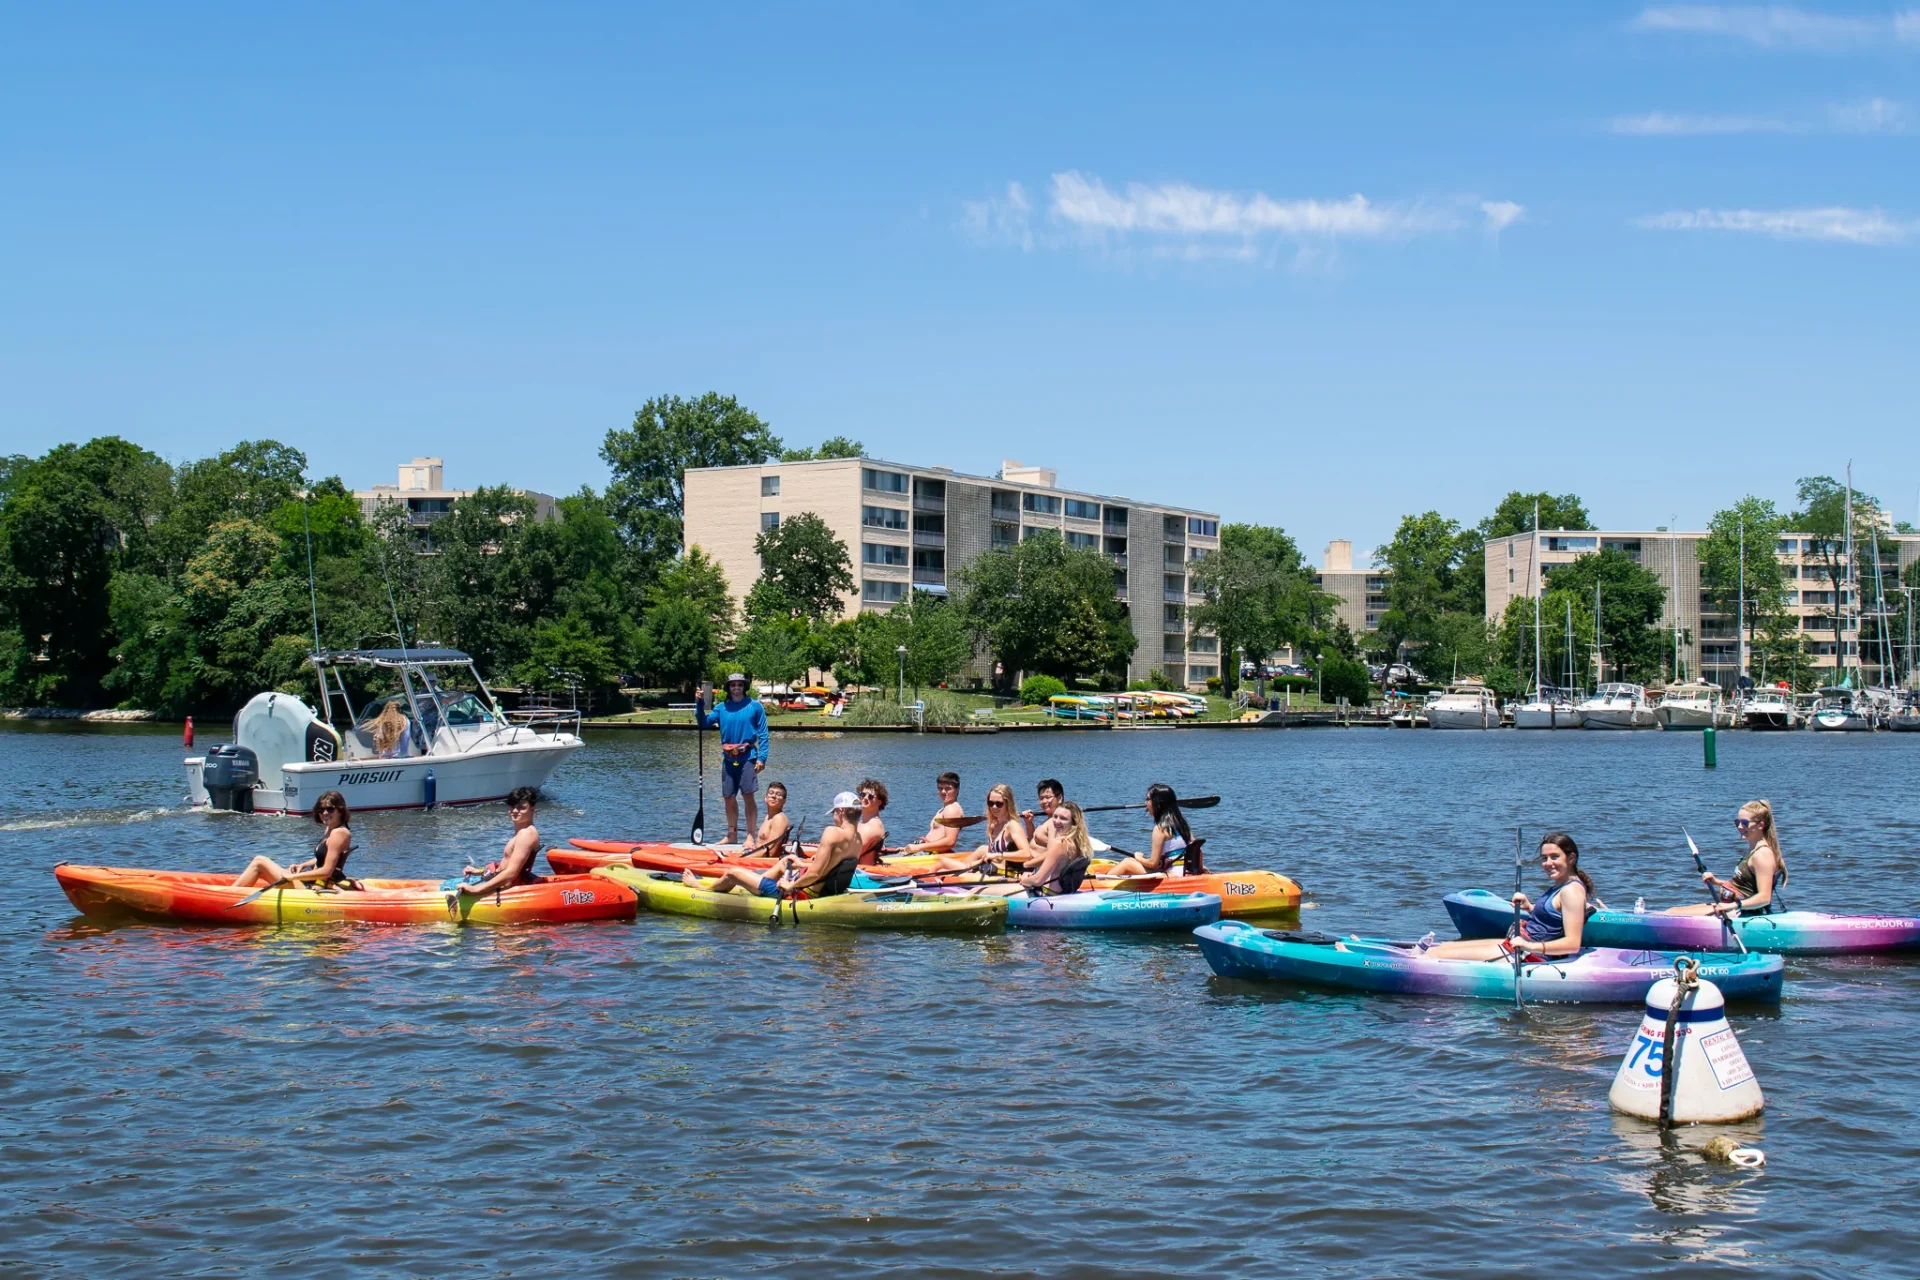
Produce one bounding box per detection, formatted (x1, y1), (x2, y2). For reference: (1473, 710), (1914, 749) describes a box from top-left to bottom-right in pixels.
(701, 696), (769, 764)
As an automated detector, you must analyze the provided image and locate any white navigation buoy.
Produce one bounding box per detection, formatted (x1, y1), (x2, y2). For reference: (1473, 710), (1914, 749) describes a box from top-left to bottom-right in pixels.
(1609, 971), (1764, 1124)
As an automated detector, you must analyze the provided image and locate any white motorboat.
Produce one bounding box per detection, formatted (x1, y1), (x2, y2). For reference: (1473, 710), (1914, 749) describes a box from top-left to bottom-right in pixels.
(185, 648), (584, 814)
(1654, 681), (1734, 730)
(1426, 679), (1500, 730)
(1892, 692), (1920, 733)
(1807, 687), (1875, 733)
(1738, 688), (1801, 731)
(1578, 682), (1657, 730)
(1512, 685), (1584, 729)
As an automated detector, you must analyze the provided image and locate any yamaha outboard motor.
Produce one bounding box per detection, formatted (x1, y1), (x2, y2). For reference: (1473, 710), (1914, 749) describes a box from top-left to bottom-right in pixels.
(203, 744), (260, 812)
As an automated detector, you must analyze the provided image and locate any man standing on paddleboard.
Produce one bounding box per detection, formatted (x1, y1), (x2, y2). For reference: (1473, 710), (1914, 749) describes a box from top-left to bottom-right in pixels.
(699, 674), (770, 845)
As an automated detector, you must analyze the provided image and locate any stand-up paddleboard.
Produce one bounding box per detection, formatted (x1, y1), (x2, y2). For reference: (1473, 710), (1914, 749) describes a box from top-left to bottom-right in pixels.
(1444, 887), (1920, 956)
(1193, 921), (1784, 1003)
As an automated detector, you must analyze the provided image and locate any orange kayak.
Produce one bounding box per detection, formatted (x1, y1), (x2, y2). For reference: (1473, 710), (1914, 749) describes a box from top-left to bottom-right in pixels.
(550, 842), (786, 877)
(54, 864), (639, 926)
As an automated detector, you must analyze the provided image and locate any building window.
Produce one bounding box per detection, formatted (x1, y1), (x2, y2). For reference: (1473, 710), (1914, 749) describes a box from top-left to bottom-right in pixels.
(1187, 517), (1218, 538)
(1366, 614), (1378, 627)
(912, 512), (944, 536)
(1189, 664), (1218, 681)
(863, 542), (908, 566)
(761, 476), (780, 497)
(862, 579), (906, 603)
(862, 505), (907, 530)
(1508, 569), (1514, 583)
(991, 489), (1020, 519)
(1164, 574), (1185, 601)
(862, 468), (907, 494)
(992, 522), (1019, 549)
(1066, 531), (1098, 550)
(761, 512), (780, 531)
(1023, 525), (1054, 541)
(1113, 569), (1128, 595)
(1164, 545), (1186, 569)
(1188, 546), (1209, 562)
(1164, 603), (1184, 625)
(1163, 515), (1184, 540)
(1065, 498), (1099, 521)
(913, 547), (945, 572)
(1163, 635), (1185, 657)
(913, 477), (946, 501)
(1022, 492), (1061, 516)
(1189, 635), (1218, 654)
(1544, 536), (1596, 553)
(1103, 505), (1129, 526)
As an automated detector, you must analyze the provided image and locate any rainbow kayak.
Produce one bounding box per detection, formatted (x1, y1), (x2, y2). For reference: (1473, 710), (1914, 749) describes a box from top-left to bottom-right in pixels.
(53, 864), (639, 926)
(1445, 887), (1920, 956)
(592, 865), (1007, 931)
(1194, 921), (1785, 1003)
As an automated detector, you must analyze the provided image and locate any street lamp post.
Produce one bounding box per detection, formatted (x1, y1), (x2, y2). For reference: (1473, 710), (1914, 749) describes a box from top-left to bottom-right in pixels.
(896, 645), (907, 705)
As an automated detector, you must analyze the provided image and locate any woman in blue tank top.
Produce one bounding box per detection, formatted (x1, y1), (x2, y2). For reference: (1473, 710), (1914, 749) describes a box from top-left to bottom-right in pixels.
(1424, 832), (1593, 960)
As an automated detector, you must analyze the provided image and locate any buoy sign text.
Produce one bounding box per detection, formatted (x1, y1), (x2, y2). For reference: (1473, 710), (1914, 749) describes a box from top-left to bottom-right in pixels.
(1700, 1028), (1755, 1091)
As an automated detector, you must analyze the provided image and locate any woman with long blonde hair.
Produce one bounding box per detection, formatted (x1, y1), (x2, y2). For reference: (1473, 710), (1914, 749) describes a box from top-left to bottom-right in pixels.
(918, 782), (1031, 876)
(1665, 800), (1788, 916)
(1019, 800), (1091, 896)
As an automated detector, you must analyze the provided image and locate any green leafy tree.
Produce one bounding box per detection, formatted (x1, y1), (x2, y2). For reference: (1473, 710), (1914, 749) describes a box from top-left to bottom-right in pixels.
(1374, 512), (1472, 666)
(647, 546), (734, 652)
(1700, 497), (1790, 677)
(515, 614), (623, 696)
(750, 512), (854, 623)
(1542, 548), (1668, 683)
(1457, 491), (1594, 618)
(779, 435), (864, 461)
(1318, 653), (1372, 706)
(1188, 523), (1326, 695)
(955, 531), (1136, 687)
(734, 615), (812, 687)
(421, 487), (538, 675)
(634, 597), (716, 691)
(601, 393), (782, 591)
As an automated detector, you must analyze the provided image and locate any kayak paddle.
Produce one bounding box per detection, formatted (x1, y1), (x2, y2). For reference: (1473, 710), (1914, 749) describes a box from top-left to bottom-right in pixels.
(1511, 828), (1526, 1012)
(1079, 795), (1220, 815)
(691, 681), (710, 844)
(933, 813), (991, 828)
(1684, 827), (1748, 955)
(228, 876), (294, 909)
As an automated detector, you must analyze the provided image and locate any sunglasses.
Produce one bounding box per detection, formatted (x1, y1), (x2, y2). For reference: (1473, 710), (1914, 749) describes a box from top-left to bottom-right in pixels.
(1735, 818), (1754, 829)
(987, 799), (1006, 808)
(316, 806), (340, 815)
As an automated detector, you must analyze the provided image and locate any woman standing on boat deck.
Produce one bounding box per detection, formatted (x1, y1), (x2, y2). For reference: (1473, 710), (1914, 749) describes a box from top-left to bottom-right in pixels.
(1425, 833), (1592, 959)
(1665, 800), (1787, 917)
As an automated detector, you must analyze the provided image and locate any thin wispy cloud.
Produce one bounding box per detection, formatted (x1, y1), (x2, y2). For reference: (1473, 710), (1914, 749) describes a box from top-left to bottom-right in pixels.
(981, 172), (1523, 264)
(1638, 206), (1920, 244)
(1610, 98), (1910, 133)
(1630, 5), (1920, 50)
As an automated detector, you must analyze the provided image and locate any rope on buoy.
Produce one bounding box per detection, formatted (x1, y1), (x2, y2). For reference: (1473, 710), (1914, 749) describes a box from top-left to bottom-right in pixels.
(1703, 1135), (1765, 1168)
(1658, 956), (1701, 1130)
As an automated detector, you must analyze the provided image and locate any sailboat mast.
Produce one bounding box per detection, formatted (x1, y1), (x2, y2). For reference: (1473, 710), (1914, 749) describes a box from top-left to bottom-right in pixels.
(1531, 505), (1542, 697)
(1844, 464), (1855, 686)
(1737, 512), (1746, 687)
(1595, 580), (1604, 685)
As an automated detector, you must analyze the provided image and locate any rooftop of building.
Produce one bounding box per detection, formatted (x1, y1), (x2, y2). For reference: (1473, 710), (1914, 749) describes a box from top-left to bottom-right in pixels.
(690, 455), (1221, 518)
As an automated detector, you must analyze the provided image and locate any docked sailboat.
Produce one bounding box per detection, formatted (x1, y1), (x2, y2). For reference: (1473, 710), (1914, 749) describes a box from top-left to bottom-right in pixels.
(1808, 687), (1875, 733)
(1738, 687), (1802, 731)
(186, 648), (585, 814)
(1578, 683), (1657, 730)
(1426, 679), (1500, 730)
(1655, 681), (1734, 730)
(1512, 685), (1583, 729)
(1892, 691), (1920, 733)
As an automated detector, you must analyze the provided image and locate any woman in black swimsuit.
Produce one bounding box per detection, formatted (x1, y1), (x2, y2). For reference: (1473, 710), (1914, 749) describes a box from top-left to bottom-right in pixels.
(232, 791), (354, 889)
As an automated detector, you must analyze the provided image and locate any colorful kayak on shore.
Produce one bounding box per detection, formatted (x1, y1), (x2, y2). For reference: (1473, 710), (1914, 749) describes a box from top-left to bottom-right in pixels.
(53, 864), (639, 926)
(1444, 887), (1920, 956)
(592, 865), (1007, 931)
(1193, 920), (1785, 1003)
(850, 872), (1221, 930)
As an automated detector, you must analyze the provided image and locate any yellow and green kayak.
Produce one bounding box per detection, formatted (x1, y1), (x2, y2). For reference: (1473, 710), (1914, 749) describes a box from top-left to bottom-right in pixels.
(591, 865), (1007, 930)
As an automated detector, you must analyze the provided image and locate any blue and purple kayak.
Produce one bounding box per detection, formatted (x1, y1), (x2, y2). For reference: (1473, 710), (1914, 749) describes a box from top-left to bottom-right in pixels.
(1193, 920), (1785, 1003)
(852, 874), (1221, 931)
(1445, 888), (1920, 956)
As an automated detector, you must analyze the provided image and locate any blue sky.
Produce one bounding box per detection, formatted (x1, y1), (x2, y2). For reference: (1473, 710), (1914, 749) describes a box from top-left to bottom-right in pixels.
(5, 3), (1917, 562)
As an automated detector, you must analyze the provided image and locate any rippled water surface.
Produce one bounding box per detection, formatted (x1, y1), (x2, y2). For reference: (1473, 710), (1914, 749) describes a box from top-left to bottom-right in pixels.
(5, 722), (1919, 1277)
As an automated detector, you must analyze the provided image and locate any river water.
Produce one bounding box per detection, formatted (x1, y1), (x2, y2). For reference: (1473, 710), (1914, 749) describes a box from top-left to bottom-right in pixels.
(4, 722), (1918, 1278)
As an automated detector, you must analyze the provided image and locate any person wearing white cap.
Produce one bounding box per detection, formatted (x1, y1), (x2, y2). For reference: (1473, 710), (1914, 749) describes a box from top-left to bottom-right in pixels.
(697, 672), (770, 844)
(692, 791), (863, 900)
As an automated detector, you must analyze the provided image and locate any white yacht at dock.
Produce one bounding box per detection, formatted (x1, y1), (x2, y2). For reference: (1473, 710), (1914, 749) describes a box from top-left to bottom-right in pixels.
(1426, 679), (1500, 730)
(1512, 685), (1584, 730)
(1737, 687), (1801, 731)
(1654, 681), (1733, 730)
(1577, 683), (1657, 730)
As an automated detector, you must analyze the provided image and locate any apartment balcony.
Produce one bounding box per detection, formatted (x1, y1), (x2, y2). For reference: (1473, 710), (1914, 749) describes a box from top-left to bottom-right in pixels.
(1109, 552), (1128, 569)
(913, 530), (946, 549)
(1163, 588), (1186, 603)
(912, 569), (946, 588)
(913, 493), (945, 513)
